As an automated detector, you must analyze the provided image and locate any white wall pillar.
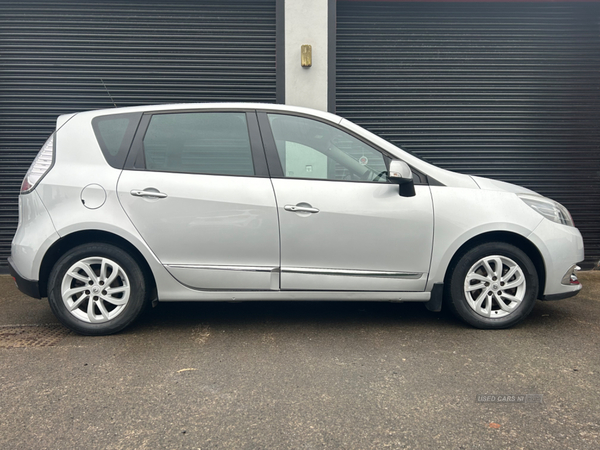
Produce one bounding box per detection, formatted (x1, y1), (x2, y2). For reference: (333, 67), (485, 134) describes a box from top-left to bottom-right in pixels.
(284, 0), (330, 112)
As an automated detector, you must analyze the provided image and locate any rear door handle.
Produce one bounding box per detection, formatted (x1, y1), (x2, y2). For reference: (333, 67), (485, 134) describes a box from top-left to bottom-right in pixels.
(284, 204), (319, 214)
(130, 189), (168, 199)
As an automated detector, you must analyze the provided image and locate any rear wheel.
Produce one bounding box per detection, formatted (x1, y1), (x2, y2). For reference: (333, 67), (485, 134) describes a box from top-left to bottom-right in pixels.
(48, 243), (148, 335)
(445, 242), (538, 329)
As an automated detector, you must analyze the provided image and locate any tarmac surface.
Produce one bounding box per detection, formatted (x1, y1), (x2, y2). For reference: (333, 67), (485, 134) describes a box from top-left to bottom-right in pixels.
(0, 272), (599, 449)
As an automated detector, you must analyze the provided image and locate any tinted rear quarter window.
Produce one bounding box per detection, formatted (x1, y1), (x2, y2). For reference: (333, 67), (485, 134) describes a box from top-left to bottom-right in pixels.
(92, 113), (142, 168)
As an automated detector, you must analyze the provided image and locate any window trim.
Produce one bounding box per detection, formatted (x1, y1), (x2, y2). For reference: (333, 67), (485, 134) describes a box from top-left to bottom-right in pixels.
(124, 110), (270, 178)
(256, 110), (429, 185)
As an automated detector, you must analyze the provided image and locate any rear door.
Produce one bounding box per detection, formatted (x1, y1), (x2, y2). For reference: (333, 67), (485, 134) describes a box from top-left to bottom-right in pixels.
(117, 110), (280, 291)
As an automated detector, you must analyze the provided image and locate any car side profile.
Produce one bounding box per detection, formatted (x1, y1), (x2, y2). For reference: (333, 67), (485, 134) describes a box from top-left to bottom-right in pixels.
(8, 103), (584, 335)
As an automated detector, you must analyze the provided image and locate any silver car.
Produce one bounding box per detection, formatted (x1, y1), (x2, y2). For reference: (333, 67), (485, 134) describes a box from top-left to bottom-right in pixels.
(8, 103), (584, 335)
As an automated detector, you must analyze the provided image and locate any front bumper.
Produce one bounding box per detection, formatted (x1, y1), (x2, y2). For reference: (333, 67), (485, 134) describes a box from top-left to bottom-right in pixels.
(541, 290), (581, 301)
(540, 264), (581, 300)
(528, 219), (584, 300)
(7, 256), (41, 299)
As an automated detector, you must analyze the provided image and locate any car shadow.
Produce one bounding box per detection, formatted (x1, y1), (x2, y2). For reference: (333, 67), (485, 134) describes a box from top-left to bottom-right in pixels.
(130, 300), (462, 333)
(122, 296), (594, 337)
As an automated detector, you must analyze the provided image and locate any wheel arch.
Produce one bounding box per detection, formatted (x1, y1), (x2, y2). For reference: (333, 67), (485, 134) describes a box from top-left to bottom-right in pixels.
(38, 230), (157, 299)
(442, 231), (546, 299)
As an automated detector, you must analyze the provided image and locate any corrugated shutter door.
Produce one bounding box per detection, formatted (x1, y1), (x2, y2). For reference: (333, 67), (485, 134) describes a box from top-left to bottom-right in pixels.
(0, 0), (276, 272)
(337, 1), (600, 268)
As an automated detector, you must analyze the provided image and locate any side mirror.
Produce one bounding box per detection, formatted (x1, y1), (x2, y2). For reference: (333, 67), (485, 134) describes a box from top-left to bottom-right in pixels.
(388, 160), (416, 197)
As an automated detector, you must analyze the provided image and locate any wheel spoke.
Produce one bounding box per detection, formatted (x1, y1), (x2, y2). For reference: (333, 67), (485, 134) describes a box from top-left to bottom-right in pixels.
(102, 293), (128, 306)
(103, 260), (120, 287)
(473, 291), (486, 308)
(72, 262), (97, 283)
(67, 269), (91, 284)
(466, 282), (486, 292)
(492, 257), (504, 278)
(87, 297), (97, 322)
(106, 286), (129, 295)
(501, 265), (518, 283)
(495, 295), (513, 312)
(99, 259), (109, 282)
(482, 259), (495, 278)
(504, 276), (525, 290)
(477, 297), (491, 318)
(68, 293), (89, 311)
(96, 300), (111, 321)
(63, 285), (88, 299)
(500, 292), (522, 305)
(473, 291), (490, 317)
(467, 273), (489, 283)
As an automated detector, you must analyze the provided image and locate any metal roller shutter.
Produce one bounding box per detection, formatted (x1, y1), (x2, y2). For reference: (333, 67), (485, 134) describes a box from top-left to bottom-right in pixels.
(0, 0), (276, 273)
(337, 1), (600, 268)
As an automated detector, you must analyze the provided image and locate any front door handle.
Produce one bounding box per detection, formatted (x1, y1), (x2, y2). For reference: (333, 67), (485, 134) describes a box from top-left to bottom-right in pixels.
(130, 189), (168, 199)
(284, 204), (319, 214)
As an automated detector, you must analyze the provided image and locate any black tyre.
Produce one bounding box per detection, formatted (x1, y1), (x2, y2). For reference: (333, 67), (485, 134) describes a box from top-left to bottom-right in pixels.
(445, 242), (538, 329)
(48, 243), (149, 335)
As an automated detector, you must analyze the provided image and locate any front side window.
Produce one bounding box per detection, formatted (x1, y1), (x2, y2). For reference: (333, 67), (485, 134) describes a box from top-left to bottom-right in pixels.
(142, 112), (254, 176)
(267, 114), (388, 182)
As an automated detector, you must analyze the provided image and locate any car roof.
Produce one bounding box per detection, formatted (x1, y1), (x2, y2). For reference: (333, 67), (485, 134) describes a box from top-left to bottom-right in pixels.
(66, 102), (343, 125)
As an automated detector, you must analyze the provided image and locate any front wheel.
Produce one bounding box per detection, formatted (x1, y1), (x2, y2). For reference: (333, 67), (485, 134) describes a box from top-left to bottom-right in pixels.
(48, 243), (149, 335)
(445, 242), (538, 329)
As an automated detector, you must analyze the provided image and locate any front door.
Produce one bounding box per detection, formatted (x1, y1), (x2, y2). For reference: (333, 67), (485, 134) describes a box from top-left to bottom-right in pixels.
(260, 112), (434, 291)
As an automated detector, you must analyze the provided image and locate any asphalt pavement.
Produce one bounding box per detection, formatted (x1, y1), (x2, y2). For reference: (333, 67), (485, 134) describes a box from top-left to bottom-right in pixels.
(1, 272), (599, 449)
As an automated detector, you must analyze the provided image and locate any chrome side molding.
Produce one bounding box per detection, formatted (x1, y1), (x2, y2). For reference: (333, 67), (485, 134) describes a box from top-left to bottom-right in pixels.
(167, 264), (278, 273)
(282, 267), (422, 279)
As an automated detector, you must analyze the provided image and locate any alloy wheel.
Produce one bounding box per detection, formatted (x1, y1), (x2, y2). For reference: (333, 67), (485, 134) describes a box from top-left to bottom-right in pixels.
(463, 255), (526, 318)
(60, 257), (131, 323)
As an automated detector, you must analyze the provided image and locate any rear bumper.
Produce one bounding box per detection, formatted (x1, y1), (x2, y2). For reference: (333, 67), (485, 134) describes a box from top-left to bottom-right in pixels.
(7, 256), (41, 299)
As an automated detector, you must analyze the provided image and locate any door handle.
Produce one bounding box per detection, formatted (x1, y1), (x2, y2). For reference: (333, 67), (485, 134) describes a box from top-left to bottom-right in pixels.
(284, 204), (319, 214)
(130, 189), (168, 199)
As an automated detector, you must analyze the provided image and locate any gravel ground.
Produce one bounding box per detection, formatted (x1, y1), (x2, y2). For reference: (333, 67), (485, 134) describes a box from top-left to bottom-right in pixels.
(0, 272), (599, 449)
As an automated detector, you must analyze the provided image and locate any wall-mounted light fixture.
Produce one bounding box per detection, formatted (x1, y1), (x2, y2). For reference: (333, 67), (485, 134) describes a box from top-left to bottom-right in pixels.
(301, 45), (312, 67)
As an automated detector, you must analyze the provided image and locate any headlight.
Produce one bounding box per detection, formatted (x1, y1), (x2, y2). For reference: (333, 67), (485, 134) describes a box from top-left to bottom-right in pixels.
(518, 194), (574, 227)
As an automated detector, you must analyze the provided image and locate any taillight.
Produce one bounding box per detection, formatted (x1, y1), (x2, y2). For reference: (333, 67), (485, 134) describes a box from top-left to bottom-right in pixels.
(21, 134), (54, 193)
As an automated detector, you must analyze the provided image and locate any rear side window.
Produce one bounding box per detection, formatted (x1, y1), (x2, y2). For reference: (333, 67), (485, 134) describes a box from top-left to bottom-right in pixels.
(142, 112), (254, 176)
(92, 113), (142, 168)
